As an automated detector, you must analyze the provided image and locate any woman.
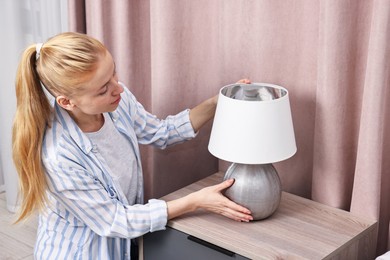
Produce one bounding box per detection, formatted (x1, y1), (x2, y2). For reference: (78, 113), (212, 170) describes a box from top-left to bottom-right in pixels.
(12, 32), (252, 259)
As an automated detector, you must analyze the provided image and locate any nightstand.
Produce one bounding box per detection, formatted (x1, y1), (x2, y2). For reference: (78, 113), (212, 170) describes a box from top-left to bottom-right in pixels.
(143, 172), (377, 259)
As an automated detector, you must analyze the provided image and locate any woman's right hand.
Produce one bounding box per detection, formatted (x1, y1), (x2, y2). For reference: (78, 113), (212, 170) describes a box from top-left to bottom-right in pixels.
(190, 179), (253, 222)
(166, 179), (253, 222)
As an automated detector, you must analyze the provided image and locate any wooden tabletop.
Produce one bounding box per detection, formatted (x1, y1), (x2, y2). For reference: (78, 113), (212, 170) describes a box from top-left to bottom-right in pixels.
(161, 172), (378, 260)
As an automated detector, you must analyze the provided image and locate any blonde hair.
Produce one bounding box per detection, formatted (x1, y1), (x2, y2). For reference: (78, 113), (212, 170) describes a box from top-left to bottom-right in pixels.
(12, 32), (106, 222)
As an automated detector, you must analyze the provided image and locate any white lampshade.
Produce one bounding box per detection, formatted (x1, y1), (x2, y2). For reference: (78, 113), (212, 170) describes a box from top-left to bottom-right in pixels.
(208, 83), (297, 164)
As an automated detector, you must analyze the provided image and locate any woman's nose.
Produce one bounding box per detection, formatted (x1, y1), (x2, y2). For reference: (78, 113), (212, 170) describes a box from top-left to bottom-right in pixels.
(112, 81), (124, 95)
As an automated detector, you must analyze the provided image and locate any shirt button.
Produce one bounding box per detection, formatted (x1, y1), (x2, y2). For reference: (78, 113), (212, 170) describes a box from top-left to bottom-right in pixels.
(91, 145), (98, 153)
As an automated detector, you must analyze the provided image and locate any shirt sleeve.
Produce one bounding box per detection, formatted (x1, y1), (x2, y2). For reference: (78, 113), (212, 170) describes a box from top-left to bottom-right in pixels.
(44, 159), (168, 239)
(121, 86), (197, 149)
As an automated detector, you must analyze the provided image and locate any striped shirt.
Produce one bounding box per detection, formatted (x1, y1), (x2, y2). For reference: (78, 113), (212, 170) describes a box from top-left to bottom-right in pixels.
(35, 83), (196, 259)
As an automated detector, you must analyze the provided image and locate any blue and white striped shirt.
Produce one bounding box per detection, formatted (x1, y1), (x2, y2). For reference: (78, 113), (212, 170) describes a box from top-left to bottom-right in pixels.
(35, 83), (196, 259)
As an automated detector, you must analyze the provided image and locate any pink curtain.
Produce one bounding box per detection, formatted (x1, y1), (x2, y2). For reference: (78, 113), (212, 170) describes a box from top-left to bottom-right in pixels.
(68, 0), (390, 255)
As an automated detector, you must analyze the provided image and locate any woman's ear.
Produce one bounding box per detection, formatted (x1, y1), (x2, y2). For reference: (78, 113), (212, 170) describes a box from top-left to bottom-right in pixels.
(56, 95), (75, 111)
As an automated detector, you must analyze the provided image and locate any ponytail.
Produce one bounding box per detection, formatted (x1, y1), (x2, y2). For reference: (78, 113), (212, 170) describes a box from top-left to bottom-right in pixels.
(12, 32), (107, 222)
(12, 45), (52, 222)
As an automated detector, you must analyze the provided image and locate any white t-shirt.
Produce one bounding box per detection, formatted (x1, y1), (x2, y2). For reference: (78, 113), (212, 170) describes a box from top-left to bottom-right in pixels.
(86, 113), (139, 204)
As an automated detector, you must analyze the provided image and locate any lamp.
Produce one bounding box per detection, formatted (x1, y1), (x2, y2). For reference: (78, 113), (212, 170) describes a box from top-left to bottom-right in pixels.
(208, 83), (297, 220)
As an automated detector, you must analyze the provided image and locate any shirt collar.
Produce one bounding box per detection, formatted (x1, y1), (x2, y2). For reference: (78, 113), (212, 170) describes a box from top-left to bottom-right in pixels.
(54, 104), (94, 154)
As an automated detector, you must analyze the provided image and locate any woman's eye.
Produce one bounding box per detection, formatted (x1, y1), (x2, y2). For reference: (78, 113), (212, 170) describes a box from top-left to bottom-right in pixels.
(99, 86), (108, 95)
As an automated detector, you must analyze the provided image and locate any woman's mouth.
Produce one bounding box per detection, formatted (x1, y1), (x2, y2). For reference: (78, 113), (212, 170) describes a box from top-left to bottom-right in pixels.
(111, 96), (121, 104)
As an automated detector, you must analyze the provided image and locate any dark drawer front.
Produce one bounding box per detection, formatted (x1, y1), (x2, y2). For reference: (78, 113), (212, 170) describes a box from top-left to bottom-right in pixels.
(144, 227), (250, 260)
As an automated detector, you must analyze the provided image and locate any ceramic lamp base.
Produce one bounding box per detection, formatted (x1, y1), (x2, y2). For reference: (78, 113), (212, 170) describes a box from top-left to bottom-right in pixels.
(223, 163), (281, 220)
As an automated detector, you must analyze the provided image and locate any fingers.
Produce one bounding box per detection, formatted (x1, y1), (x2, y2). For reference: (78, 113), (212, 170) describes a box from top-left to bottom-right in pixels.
(222, 207), (253, 222)
(199, 180), (253, 222)
(215, 181), (253, 222)
(217, 198), (253, 222)
(237, 78), (251, 84)
(213, 178), (235, 192)
(224, 198), (252, 216)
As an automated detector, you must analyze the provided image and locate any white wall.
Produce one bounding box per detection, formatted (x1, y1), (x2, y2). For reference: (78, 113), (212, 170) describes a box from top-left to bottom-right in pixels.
(0, 0), (68, 212)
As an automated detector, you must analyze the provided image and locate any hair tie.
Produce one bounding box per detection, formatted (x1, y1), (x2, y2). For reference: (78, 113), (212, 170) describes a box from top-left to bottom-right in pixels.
(35, 43), (43, 60)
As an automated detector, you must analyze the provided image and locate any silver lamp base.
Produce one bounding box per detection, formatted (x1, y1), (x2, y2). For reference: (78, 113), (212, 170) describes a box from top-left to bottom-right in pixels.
(223, 163), (281, 220)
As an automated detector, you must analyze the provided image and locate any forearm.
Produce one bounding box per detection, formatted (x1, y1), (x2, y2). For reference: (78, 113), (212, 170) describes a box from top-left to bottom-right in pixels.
(166, 193), (198, 220)
(189, 95), (218, 132)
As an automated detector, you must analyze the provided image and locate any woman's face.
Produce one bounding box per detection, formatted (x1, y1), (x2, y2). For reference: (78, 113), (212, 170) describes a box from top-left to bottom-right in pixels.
(66, 50), (124, 116)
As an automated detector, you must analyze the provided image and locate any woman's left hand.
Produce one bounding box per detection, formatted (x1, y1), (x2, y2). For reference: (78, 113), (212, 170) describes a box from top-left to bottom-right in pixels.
(236, 78), (251, 84)
(211, 78), (251, 104)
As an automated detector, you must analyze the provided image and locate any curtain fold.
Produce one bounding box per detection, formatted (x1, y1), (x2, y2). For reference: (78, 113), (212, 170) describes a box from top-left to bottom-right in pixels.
(312, 0), (371, 210)
(68, 0), (390, 255)
(350, 0), (390, 252)
(312, 0), (390, 253)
